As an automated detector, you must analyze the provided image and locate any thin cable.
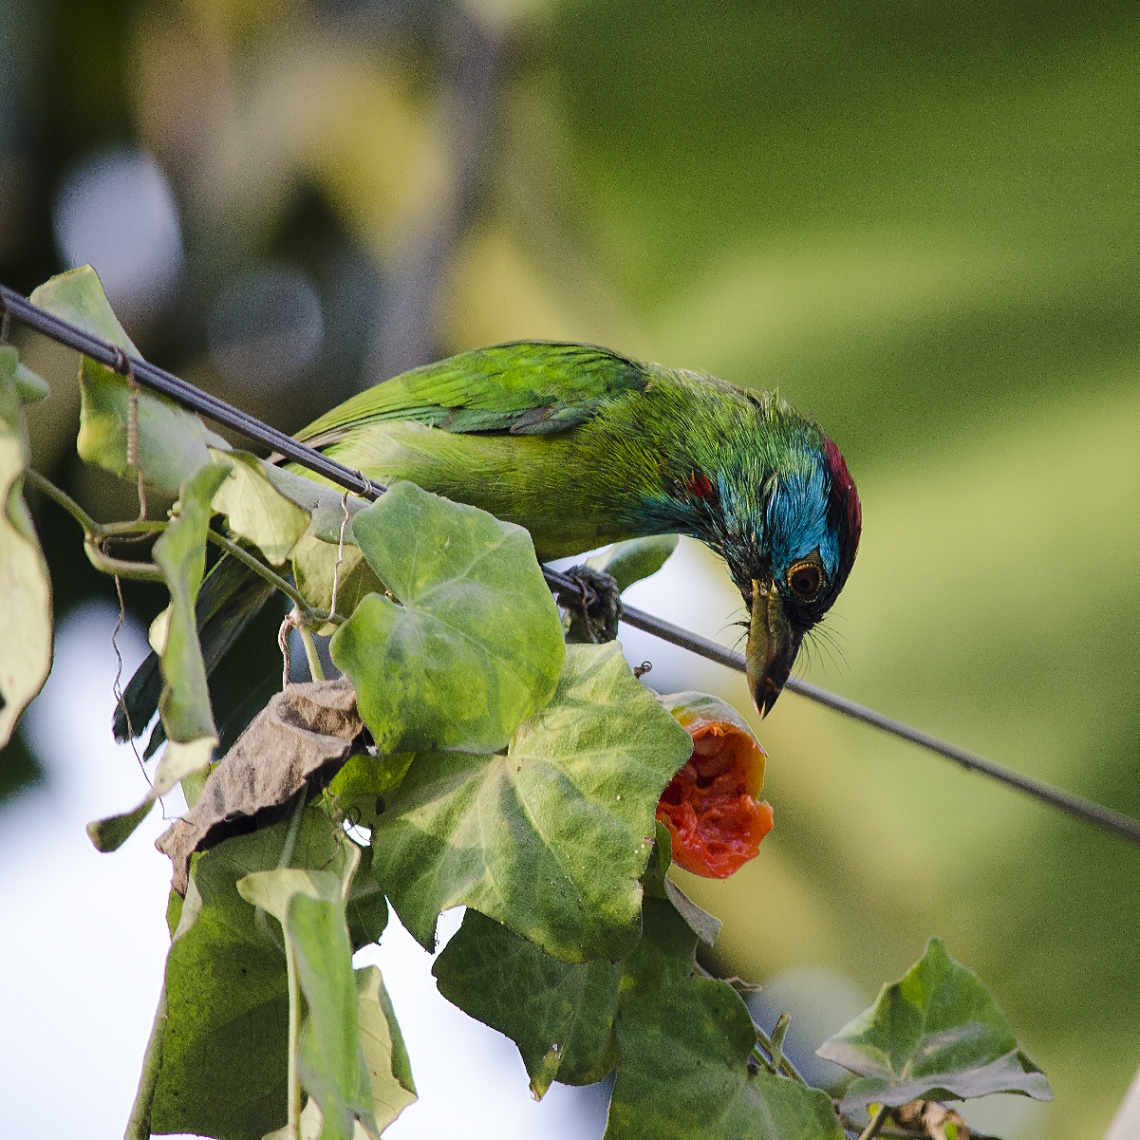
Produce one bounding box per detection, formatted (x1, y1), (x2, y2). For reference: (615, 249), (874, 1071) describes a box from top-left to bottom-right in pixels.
(0, 284), (386, 500)
(614, 595), (1140, 847)
(5, 283), (1140, 847)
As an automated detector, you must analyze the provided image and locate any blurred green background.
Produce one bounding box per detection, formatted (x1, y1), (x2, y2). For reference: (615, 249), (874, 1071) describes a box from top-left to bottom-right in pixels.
(2, 0), (1138, 1136)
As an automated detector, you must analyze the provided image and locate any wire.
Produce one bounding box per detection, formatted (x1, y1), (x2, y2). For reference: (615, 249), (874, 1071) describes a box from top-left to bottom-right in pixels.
(4, 281), (1140, 847)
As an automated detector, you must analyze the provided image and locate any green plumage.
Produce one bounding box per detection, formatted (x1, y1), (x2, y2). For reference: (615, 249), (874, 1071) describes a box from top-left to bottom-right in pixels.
(116, 340), (860, 740)
(293, 341), (822, 563)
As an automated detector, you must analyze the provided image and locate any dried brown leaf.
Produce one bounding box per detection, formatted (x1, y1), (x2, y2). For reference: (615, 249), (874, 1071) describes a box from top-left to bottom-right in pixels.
(157, 679), (364, 893)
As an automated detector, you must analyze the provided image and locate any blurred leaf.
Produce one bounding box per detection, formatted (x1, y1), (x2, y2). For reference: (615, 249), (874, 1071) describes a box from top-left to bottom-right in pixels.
(29, 265), (140, 353)
(0, 347), (52, 748)
(209, 449), (310, 566)
(818, 937), (1053, 1114)
(586, 533), (679, 592)
(12, 358), (49, 403)
(31, 266), (228, 496)
(86, 734), (214, 853)
(372, 642), (693, 961)
(330, 481), (564, 755)
(238, 862), (378, 1140)
(148, 806), (352, 1140)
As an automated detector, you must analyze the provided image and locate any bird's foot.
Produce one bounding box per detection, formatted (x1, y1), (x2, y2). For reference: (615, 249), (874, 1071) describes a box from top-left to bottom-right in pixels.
(559, 566), (623, 644)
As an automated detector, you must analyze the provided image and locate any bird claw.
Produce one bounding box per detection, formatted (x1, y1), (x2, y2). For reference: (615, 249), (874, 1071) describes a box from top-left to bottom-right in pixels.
(559, 566), (623, 644)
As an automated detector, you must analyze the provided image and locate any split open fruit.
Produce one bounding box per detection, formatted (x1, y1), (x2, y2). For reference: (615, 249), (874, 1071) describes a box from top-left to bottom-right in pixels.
(656, 692), (774, 879)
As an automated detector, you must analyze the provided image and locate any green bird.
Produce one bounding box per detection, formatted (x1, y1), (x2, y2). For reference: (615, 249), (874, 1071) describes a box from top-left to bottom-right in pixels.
(115, 341), (860, 745)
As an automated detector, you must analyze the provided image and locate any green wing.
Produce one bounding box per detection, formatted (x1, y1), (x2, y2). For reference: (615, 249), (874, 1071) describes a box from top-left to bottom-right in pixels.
(297, 341), (650, 447)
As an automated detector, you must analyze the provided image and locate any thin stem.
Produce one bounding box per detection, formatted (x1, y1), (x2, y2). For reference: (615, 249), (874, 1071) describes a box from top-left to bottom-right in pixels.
(752, 1020), (807, 1085)
(297, 624), (325, 682)
(25, 467), (101, 534)
(84, 539), (165, 581)
(204, 530), (341, 629)
(284, 936), (302, 1137)
(278, 791), (308, 1137)
(858, 1104), (892, 1140)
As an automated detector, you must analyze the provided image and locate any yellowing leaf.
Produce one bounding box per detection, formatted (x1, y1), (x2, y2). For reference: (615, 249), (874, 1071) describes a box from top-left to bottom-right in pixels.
(0, 348), (51, 747)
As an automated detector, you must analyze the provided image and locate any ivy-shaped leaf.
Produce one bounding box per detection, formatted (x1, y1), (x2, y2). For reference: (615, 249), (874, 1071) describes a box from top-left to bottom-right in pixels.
(372, 642), (693, 961)
(146, 807), (356, 1140)
(434, 908), (621, 1097)
(30, 266), (229, 495)
(0, 347), (52, 748)
(330, 481), (565, 755)
(435, 897), (844, 1138)
(818, 937), (1054, 1115)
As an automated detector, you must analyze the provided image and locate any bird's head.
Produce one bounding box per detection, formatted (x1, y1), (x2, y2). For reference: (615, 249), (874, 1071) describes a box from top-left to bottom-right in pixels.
(676, 411), (862, 717)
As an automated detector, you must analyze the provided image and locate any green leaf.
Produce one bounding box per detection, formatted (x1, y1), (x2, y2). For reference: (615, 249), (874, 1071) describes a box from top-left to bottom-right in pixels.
(155, 462), (231, 743)
(209, 449), (310, 566)
(436, 897), (841, 1138)
(346, 844), (389, 950)
(326, 751), (415, 832)
(263, 462), (372, 543)
(147, 806), (352, 1140)
(267, 968), (417, 1140)
(586, 533), (679, 592)
(641, 822), (722, 948)
(30, 266), (227, 495)
(292, 892), (378, 1140)
(606, 899), (845, 1140)
(355, 966), (416, 1130)
(433, 909), (621, 1096)
(239, 862), (378, 1140)
(330, 481), (564, 754)
(292, 532), (386, 634)
(0, 348), (52, 748)
(372, 642), (693, 960)
(818, 937), (1054, 1114)
(91, 464), (231, 850)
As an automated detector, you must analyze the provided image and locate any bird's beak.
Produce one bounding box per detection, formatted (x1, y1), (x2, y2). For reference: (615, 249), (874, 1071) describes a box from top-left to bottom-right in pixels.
(745, 577), (802, 718)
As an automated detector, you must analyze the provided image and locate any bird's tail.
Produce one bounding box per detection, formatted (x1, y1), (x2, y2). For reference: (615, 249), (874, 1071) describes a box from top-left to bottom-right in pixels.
(113, 552), (276, 747)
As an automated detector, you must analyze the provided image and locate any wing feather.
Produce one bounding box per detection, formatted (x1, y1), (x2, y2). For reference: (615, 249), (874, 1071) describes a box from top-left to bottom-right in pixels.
(296, 341), (649, 446)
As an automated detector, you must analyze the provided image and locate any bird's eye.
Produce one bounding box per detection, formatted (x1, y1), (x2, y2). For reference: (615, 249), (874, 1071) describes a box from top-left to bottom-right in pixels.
(787, 561), (823, 600)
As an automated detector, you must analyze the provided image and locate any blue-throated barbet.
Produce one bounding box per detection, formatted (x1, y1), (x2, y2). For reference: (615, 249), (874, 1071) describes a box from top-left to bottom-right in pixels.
(115, 340), (860, 741)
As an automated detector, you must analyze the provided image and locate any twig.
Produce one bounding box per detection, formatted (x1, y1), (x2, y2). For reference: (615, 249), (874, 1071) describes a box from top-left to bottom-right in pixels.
(204, 530), (336, 627)
(858, 1104), (892, 1140)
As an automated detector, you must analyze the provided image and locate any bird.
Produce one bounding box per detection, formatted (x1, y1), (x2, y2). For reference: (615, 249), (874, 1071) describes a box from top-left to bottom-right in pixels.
(115, 340), (861, 746)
